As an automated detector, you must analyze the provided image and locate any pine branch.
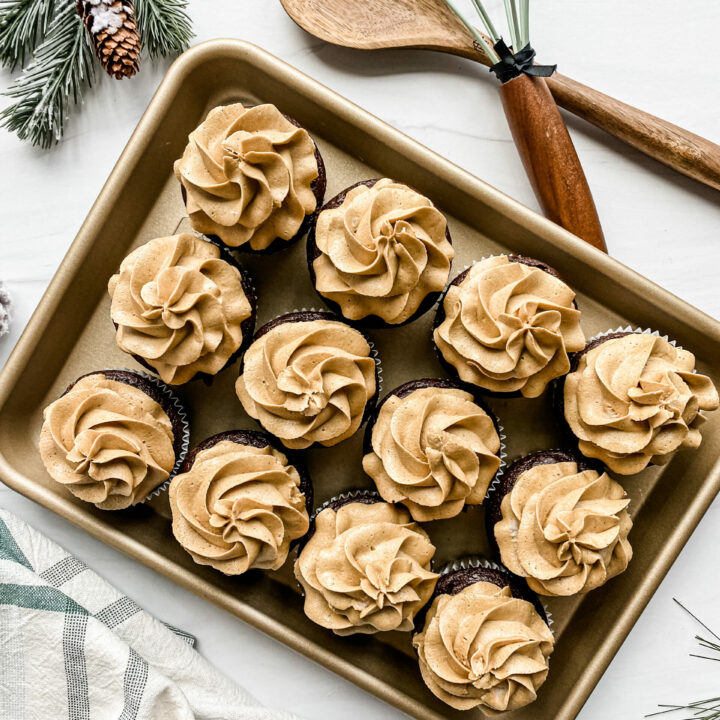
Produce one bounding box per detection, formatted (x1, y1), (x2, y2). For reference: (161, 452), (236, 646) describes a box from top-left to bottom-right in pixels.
(0, 0), (57, 70)
(646, 601), (720, 720)
(0, 0), (95, 148)
(135, 0), (193, 59)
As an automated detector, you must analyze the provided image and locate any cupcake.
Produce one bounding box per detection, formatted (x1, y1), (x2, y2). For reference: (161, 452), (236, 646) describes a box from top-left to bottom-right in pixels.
(169, 430), (311, 575)
(362, 378), (503, 521)
(307, 179), (454, 327)
(412, 558), (554, 713)
(433, 255), (585, 397)
(108, 234), (257, 385)
(563, 330), (719, 474)
(173, 103), (326, 253)
(294, 491), (438, 635)
(486, 450), (632, 596)
(235, 311), (378, 450)
(38, 370), (188, 510)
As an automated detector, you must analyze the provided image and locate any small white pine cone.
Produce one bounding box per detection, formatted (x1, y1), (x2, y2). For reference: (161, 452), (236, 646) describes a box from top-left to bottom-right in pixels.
(0, 281), (12, 338)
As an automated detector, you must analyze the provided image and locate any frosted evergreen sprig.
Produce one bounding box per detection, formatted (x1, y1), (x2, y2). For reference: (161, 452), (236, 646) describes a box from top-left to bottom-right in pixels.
(135, 0), (194, 59)
(0, 281), (11, 338)
(0, 0), (194, 148)
(0, 0), (56, 70)
(0, 0), (95, 149)
(646, 600), (720, 720)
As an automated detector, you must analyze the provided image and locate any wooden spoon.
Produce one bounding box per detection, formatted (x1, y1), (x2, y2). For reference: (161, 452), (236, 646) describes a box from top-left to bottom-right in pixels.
(281, 0), (720, 193)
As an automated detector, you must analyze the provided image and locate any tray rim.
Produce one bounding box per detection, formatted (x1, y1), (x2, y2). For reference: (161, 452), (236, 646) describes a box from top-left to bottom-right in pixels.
(1, 38), (720, 720)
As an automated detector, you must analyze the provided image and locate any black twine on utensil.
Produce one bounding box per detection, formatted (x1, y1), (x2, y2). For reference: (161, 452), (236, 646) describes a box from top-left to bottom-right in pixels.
(485, 38), (556, 83)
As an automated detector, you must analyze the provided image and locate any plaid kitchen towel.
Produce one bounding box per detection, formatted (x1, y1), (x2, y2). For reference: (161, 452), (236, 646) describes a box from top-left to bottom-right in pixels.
(0, 508), (301, 720)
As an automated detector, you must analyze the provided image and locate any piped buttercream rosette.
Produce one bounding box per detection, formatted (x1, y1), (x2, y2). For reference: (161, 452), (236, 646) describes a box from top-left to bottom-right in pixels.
(236, 312), (379, 449)
(173, 103), (323, 252)
(309, 178), (454, 326)
(362, 379), (505, 521)
(433, 255), (585, 397)
(294, 492), (439, 635)
(39, 370), (189, 510)
(169, 432), (311, 574)
(412, 555), (554, 713)
(563, 327), (718, 474)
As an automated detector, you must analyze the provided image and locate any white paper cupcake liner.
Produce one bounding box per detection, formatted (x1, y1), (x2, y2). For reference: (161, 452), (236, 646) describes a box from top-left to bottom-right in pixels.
(586, 325), (680, 350)
(437, 555), (554, 635)
(485, 420), (507, 500)
(109, 368), (190, 504)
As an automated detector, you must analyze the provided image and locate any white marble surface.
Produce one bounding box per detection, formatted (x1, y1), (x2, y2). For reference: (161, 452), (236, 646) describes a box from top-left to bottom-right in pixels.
(2, 2), (720, 718)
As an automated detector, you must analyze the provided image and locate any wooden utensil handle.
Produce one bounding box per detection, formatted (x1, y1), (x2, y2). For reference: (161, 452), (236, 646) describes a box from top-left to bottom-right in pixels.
(545, 73), (720, 191)
(458, 38), (720, 192)
(499, 74), (607, 252)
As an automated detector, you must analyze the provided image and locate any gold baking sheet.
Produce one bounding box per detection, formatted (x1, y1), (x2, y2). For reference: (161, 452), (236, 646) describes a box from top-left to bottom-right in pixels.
(1, 40), (719, 720)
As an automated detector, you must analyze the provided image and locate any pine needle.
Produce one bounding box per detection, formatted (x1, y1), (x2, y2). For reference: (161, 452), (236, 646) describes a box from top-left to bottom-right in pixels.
(135, 0), (193, 59)
(0, 0), (95, 148)
(646, 601), (720, 720)
(0, 0), (56, 70)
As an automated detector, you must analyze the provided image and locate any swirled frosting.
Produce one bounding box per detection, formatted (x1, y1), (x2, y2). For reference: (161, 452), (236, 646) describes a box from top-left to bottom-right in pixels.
(312, 179), (453, 324)
(434, 256), (585, 397)
(108, 234), (252, 385)
(235, 318), (376, 449)
(564, 333), (719, 474)
(362, 386), (501, 521)
(39, 374), (175, 510)
(413, 581), (554, 712)
(169, 440), (309, 574)
(495, 461), (632, 596)
(294, 501), (438, 635)
(173, 103), (319, 250)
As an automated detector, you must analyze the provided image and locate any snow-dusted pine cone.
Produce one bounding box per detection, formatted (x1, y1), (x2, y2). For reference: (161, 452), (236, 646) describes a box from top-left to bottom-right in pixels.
(77, 0), (141, 79)
(0, 281), (12, 338)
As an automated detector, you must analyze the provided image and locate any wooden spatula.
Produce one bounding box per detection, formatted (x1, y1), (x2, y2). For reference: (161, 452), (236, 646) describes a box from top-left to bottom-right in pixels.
(281, 0), (720, 194)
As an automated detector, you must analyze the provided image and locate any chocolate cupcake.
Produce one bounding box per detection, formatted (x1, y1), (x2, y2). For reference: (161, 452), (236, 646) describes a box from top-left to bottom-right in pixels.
(294, 490), (438, 635)
(362, 378), (504, 521)
(412, 557), (554, 713)
(108, 234), (257, 385)
(235, 311), (379, 450)
(306, 179), (453, 328)
(486, 450), (632, 596)
(433, 254), (585, 397)
(169, 430), (311, 575)
(39, 370), (189, 510)
(174, 102), (326, 254)
(562, 329), (719, 475)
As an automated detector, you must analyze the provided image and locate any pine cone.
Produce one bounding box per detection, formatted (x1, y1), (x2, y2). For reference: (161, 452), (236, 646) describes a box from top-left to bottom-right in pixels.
(77, 0), (141, 79)
(0, 281), (12, 339)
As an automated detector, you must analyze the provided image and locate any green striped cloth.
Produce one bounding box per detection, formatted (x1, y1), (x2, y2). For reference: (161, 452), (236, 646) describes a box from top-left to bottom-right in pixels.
(0, 509), (301, 720)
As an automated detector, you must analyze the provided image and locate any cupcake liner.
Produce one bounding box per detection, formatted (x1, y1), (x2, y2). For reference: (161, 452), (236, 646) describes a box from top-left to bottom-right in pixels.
(436, 555), (554, 635)
(586, 326), (681, 351)
(485, 421), (507, 501)
(112, 368), (190, 503)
